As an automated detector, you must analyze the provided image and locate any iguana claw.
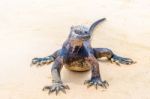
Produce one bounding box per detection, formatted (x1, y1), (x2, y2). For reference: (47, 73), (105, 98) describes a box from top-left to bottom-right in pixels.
(43, 83), (70, 95)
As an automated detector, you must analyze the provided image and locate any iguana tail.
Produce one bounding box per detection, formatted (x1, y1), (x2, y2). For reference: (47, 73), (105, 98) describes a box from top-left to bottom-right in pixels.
(89, 18), (106, 35)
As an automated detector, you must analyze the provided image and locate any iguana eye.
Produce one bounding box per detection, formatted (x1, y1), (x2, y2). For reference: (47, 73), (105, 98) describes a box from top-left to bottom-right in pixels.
(84, 31), (89, 34)
(75, 30), (81, 34)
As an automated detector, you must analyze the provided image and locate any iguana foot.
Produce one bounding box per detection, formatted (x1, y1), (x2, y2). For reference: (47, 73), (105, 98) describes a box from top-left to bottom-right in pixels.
(110, 54), (136, 66)
(84, 77), (109, 89)
(31, 56), (54, 66)
(42, 83), (70, 95)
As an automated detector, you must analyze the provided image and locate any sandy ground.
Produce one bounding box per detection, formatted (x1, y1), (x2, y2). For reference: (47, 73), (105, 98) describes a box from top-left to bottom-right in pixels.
(0, 0), (150, 99)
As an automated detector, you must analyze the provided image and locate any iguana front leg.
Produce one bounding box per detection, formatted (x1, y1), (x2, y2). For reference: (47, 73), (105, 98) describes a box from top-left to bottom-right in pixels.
(31, 56), (55, 66)
(43, 56), (69, 95)
(93, 48), (135, 66)
(110, 54), (136, 65)
(84, 56), (109, 89)
(31, 50), (60, 66)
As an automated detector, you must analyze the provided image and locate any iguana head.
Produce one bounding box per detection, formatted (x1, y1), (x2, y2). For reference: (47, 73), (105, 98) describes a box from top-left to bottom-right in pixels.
(69, 25), (90, 40)
(68, 25), (90, 46)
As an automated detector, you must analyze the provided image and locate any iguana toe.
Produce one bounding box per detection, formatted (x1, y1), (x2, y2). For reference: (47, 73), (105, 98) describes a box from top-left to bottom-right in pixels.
(84, 78), (109, 89)
(43, 83), (69, 95)
(111, 55), (136, 66)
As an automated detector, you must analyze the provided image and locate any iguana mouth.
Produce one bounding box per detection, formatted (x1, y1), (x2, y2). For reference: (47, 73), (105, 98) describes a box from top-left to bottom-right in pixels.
(83, 35), (90, 40)
(76, 34), (91, 41)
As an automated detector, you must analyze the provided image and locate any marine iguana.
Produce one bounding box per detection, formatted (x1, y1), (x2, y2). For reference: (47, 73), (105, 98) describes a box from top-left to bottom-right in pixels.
(31, 18), (135, 95)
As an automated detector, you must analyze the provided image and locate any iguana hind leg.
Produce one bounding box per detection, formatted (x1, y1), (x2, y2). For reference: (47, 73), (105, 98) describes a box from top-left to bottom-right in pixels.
(31, 50), (60, 66)
(93, 48), (136, 66)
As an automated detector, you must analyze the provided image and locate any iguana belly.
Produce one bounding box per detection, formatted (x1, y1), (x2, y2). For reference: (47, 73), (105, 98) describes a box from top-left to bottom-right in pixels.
(65, 60), (90, 72)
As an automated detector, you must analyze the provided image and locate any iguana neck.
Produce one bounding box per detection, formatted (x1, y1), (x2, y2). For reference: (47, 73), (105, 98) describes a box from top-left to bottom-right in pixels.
(68, 39), (83, 54)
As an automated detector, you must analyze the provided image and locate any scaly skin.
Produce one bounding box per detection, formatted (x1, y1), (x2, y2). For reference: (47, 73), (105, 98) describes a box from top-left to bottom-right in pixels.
(31, 18), (135, 95)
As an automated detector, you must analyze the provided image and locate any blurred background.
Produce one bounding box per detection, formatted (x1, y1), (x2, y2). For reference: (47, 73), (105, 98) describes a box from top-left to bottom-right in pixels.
(0, 0), (150, 99)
